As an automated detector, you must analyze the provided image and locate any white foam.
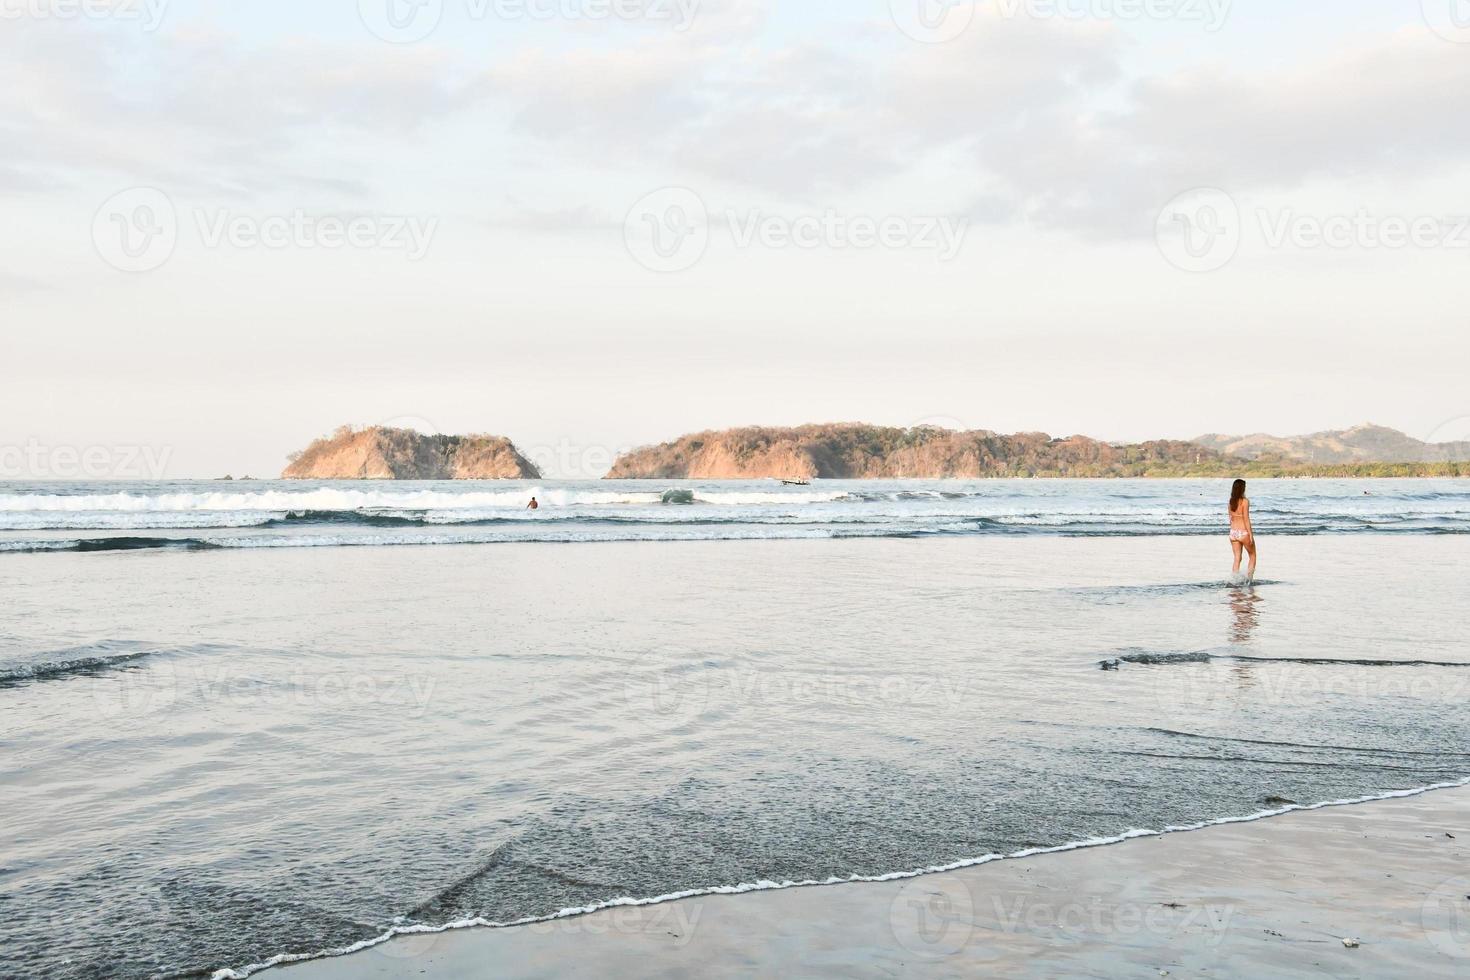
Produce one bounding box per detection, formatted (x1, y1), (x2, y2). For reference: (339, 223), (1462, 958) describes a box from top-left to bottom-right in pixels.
(208, 777), (1470, 979)
(0, 489), (572, 513)
(0, 488), (844, 516)
(0, 511), (283, 531)
(692, 491), (850, 505)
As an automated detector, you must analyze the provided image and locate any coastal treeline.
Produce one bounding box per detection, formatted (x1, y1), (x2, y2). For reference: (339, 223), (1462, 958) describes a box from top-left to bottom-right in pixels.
(607, 425), (1470, 480)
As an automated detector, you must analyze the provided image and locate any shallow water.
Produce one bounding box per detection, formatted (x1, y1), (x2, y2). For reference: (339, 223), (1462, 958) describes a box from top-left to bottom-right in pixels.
(1, 484), (1468, 978)
(0, 478), (1466, 551)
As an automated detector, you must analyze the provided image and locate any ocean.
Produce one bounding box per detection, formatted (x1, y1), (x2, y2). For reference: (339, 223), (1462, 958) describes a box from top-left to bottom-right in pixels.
(2, 479), (1468, 978)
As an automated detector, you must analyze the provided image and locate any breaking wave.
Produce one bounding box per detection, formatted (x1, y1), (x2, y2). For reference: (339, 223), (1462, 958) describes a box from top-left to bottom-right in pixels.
(2, 479), (1467, 549)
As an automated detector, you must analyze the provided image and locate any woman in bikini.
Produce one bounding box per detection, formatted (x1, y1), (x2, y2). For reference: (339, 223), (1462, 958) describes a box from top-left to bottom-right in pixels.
(1228, 479), (1257, 582)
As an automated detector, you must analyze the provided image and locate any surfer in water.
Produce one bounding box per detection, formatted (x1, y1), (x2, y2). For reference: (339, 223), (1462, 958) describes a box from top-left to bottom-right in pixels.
(1228, 479), (1257, 582)
(527, 497), (539, 511)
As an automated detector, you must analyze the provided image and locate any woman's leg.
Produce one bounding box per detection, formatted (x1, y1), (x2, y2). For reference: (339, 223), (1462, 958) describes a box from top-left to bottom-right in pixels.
(1244, 537), (1258, 581)
(1231, 539), (1244, 575)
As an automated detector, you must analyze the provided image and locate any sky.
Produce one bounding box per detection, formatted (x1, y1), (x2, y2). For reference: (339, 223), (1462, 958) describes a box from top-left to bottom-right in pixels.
(2, 0), (1469, 478)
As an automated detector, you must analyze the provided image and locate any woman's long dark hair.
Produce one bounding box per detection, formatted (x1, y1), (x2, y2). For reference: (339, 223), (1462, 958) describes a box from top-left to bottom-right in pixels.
(1229, 479), (1247, 513)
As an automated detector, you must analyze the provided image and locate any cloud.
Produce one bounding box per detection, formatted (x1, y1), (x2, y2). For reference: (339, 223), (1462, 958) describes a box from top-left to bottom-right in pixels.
(464, 11), (1470, 237)
(0, 19), (461, 198)
(2, 6), (1466, 243)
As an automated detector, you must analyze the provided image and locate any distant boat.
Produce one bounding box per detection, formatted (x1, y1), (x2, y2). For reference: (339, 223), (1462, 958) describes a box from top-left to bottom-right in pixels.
(781, 479), (811, 486)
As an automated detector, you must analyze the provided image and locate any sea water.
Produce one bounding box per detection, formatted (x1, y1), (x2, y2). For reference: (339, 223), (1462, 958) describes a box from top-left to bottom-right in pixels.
(1, 479), (1467, 977)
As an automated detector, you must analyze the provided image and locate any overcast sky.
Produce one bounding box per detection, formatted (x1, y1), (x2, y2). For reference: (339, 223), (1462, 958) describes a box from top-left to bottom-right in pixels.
(3, 0), (1469, 477)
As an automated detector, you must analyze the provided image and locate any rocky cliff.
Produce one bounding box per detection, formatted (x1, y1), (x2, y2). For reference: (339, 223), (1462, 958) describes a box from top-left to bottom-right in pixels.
(282, 426), (540, 480)
(606, 424), (1225, 479)
(1193, 424), (1470, 464)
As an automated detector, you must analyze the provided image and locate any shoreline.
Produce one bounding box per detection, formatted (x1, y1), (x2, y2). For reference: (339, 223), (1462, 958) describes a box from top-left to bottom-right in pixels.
(247, 780), (1470, 979)
(5, 476), (1464, 481)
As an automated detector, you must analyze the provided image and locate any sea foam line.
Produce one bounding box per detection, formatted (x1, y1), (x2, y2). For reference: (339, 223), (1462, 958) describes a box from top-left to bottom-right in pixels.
(0, 488), (850, 514)
(209, 775), (1470, 979)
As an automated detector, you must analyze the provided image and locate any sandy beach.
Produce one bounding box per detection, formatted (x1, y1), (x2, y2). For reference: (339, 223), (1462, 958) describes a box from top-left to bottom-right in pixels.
(274, 785), (1469, 979)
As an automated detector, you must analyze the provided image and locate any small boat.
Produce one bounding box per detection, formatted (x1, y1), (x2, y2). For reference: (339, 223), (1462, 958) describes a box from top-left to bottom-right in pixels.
(781, 479), (811, 486)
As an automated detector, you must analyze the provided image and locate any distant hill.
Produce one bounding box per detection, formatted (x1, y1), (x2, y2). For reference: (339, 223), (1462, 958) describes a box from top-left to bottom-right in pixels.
(606, 424), (1226, 479)
(283, 426), (540, 480)
(1193, 424), (1470, 465)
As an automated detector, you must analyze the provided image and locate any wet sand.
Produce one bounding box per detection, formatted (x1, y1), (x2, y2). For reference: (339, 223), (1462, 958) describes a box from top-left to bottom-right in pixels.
(278, 785), (1470, 979)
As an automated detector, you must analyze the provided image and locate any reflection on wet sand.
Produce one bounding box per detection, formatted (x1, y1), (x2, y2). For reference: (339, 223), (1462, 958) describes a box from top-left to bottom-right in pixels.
(1229, 586), (1263, 645)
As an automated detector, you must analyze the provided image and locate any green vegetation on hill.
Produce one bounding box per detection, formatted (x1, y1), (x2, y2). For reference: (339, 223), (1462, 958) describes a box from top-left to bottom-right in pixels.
(607, 424), (1470, 480)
